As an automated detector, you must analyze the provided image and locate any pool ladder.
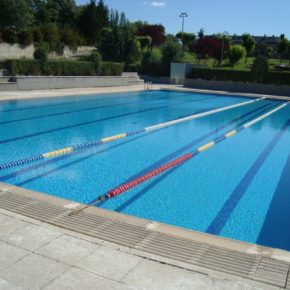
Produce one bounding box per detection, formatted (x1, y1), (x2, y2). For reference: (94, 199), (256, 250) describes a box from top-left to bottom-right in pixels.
(144, 82), (153, 91)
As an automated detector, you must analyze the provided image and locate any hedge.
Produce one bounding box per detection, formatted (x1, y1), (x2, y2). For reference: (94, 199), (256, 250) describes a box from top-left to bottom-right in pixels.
(5, 59), (41, 76)
(100, 62), (124, 76)
(4, 59), (124, 76)
(187, 68), (290, 86)
(45, 60), (95, 76)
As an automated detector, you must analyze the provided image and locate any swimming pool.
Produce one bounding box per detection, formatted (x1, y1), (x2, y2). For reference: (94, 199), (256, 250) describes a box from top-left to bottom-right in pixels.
(1, 90), (290, 251)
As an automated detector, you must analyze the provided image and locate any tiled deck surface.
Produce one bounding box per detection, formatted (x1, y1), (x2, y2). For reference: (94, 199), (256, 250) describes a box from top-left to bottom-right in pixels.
(0, 210), (280, 290)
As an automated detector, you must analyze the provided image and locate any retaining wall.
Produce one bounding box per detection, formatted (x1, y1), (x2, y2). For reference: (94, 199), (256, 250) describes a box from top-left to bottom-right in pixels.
(184, 79), (290, 97)
(0, 76), (130, 91)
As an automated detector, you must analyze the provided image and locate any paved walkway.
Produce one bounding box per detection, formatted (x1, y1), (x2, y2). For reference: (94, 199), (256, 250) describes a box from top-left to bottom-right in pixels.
(0, 210), (278, 290)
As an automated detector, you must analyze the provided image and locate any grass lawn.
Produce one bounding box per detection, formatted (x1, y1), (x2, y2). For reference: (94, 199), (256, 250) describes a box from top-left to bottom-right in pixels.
(153, 48), (289, 72)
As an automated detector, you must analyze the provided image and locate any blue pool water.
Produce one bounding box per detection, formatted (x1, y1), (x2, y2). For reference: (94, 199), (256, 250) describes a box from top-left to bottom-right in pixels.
(1, 90), (290, 251)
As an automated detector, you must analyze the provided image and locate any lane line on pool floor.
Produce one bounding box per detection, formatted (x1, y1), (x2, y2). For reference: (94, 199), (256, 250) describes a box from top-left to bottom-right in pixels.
(0, 97), (265, 171)
(0, 101), (273, 185)
(206, 117), (290, 235)
(0, 96), (202, 146)
(79, 101), (288, 213)
(0, 95), (174, 125)
(114, 102), (277, 212)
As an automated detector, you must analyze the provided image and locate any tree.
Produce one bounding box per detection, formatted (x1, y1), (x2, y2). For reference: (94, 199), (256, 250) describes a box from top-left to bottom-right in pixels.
(34, 46), (48, 71)
(137, 36), (152, 51)
(18, 29), (33, 46)
(137, 24), (166, 47)
(161, 36), (181, 75)
(41, 23), (60, 52)
(252, 56), (269, 83)
(46, 0), (77, 28)
(176, 32), (196, 51)
(198, 28), (204, 39)
(242, 33), (256, 63)
(228, 45), (245, 67)
(0, 0), (34, 30)
(77, 0), (109, 45)
(87, 50), (102, 74)
(277, 38), (289, 63)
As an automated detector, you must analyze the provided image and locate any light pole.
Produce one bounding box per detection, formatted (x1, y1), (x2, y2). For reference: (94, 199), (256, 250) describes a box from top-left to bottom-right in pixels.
(220, 31), (228, 67)
(179, 12), (188, 32)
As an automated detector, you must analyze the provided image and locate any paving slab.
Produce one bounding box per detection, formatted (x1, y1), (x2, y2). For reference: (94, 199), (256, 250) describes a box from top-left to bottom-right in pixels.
(0, 278), (25, 290)
(122, 259), (215, 290)
(0, 214), (29, 238)
(0, 241), (29, 271)
(76, 246), (143, 281)
(212, 277), (279, 290)
(0, 253), (69, 289)
(36, 234), (98, 265)
(1, 224), (62, 251)
(42, 267), (139, 290)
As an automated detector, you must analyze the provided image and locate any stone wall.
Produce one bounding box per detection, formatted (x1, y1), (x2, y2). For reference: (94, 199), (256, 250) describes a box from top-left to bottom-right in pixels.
(0, 43), (34, 59)
(0, 43), (96, 60)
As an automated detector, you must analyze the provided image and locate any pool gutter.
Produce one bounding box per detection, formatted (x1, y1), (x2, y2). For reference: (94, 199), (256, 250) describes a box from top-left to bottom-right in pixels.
(1, 181), (290, 289)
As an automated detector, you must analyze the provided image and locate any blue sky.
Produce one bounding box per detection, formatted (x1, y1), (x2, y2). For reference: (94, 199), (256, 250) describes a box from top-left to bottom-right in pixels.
(77, 0), (290, 37)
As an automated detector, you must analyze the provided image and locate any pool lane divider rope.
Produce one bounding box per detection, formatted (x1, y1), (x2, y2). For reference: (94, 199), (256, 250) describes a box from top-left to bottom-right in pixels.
(78, 101), (288, 211)
(0, 97), (265, 171)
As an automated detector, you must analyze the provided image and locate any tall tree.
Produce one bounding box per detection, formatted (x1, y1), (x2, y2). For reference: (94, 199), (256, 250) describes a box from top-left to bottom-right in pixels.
(137, 24), (166, 47)
(198, 28), (204, 39)
(46, 0), (77, 28)
(277, 38), (289, 63)
(228, 45), (246, 68)
(77, 0), (109, 45)
(176, 32), (196, 51)
(242, 33), (256, 63)
(0, 0), (34, 30)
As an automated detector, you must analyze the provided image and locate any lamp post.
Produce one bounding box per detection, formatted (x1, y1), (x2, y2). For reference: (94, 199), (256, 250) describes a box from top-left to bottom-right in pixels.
(220, 31), (228, 67)
(179, 12), (188, 32)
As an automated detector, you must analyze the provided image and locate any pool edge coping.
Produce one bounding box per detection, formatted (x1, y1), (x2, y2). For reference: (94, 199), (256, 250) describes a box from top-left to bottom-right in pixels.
(1, 181), (290, 264)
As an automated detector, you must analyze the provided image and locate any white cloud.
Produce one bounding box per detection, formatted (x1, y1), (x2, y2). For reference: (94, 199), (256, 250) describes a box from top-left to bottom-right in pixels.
(145, 1), (166, 7)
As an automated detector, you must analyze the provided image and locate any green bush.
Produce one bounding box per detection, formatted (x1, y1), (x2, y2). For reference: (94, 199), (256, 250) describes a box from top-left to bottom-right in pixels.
(100, 62), (124, 76)
(41, 23), (60, 52)
(85, 50), (102, 74)
(31, 27), (43, 43)
(4, 59), (125, 76)
(5, 59), (41, 75)
(34, 47), (48, 71)
(45, 60), (96, 76)
(125, 62), (141, 72)
(2, 28), (17, 44)
(18, 30), (33, 46)
(251, 56), (269, 83)
(140, 52), (166, 76)
(187, 67), (290, 86)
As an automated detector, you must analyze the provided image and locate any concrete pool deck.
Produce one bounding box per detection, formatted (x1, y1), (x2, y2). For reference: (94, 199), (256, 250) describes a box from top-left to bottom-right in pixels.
(0, 83), (289, 102)
(0, 182), (290, 290)
(1, 85), (290, 289)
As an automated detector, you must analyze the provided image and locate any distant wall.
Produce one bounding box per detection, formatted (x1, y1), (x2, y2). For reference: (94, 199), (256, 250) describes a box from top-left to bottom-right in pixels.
(184, 79), (290, 97)
(0, 43), (34, 59)
(0, 76), (130, 91)
(0, 43), (96, 60)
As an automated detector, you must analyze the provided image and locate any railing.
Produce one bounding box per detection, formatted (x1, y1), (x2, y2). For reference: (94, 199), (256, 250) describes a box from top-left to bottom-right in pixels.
(144, 81), (153, 90)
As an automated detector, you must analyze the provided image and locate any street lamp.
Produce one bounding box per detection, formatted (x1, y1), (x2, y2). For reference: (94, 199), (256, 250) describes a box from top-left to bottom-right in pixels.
(220, 31), (229, 67)
(179, 12), (188, 32)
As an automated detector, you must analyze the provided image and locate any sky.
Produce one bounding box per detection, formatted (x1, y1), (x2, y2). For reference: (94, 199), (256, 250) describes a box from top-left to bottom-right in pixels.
(76, 0), (290, 37)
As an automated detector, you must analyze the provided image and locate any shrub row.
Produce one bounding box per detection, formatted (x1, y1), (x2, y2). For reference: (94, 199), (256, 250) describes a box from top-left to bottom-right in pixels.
(4, 59), (124, 76)
(187, 68), (290, 86)
(100, 62), (124, 76)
